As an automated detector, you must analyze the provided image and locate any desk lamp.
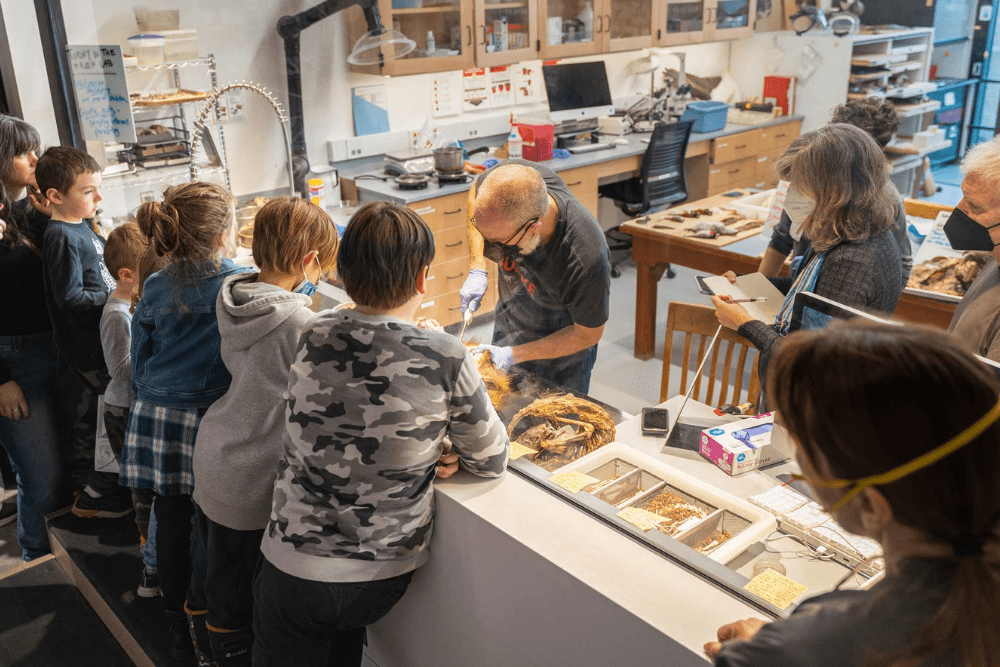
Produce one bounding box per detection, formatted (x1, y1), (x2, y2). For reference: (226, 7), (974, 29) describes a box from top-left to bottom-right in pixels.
(278, 0), (416, 196)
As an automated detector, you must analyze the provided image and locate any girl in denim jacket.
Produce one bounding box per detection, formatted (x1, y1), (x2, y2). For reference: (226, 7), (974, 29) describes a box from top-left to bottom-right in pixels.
(120, 181), (252, 662)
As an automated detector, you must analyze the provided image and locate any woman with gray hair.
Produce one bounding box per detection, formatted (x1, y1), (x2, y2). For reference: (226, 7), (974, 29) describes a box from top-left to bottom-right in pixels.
(713, 123), (905, 382)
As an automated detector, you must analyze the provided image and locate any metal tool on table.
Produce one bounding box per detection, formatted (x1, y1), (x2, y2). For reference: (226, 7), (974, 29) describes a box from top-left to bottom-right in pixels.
(664, 324), (723, 444)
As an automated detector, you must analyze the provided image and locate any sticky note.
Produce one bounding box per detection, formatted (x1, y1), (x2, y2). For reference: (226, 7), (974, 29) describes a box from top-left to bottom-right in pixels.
(510, 441), (538, 460)
(617, 507), (667, 531)
(549, 471), (599, 494)
(743, 569), (808, 610)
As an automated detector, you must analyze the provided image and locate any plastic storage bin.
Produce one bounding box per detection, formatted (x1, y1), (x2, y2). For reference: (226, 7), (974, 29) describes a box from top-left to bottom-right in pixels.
(160, 29), (198, 61)
(681, 101), (729, 133)
(391, 0), (422, 7)
(127, 34), (165, 66)
(515, 123), (554, 162)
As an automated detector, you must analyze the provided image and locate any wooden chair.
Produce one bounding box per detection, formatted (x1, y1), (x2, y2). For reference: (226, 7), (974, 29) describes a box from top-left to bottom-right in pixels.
(660, 302), (761, 408)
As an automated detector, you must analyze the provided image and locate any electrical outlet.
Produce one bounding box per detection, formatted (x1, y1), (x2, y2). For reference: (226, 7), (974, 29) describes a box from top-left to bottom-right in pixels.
(346, 136), (365, 158)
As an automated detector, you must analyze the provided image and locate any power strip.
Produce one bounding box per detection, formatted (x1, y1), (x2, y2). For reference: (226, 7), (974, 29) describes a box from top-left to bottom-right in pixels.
(748, 486), (883, 570)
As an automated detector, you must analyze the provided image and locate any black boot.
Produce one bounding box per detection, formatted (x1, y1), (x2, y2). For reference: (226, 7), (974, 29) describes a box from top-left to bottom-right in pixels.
(165, 609), (196, 662)
(184, 604), (215, 667)
(208, 626), (253, 667)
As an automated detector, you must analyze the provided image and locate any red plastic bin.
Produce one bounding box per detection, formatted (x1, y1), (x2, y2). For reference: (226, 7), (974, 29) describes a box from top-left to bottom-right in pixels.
(516, 123), (554, 162)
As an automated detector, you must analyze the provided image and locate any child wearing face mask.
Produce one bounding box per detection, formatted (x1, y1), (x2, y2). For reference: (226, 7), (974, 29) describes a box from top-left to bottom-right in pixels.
(189, 198), (338, 666)
(120, 182), (253, 662)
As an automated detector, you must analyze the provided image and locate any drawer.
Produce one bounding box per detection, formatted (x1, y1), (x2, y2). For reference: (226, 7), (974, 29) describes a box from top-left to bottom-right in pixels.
(578, 192), (599, 218)
(559, 165), (598, 203)
(710, 130), (760, 165)
(753, 147), (784, 186)
(432, 225), (470, 267)
(758, 121), (800, 152)
(425, 257), (469, 300)
(417, 289), (464, 327)
(707, 155), (757, 193)
(410, 192), (468, 231)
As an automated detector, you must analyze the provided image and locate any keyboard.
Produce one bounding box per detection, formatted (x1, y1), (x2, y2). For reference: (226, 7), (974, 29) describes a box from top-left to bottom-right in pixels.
(748, 485), (883, 569)
(566, 142), (616, 154)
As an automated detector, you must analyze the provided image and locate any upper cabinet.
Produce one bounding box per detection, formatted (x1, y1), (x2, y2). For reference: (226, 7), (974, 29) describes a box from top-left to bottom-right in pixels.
(538, 0), (656, 58)
(348, 0), (476, 76)
(349, 0), (751, 76)
(656, 0), (754, 46)
(475, 0), (539, 67)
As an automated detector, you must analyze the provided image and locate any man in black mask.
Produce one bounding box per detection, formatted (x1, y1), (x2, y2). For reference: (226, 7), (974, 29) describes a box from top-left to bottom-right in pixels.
(945, 136), (1000, 361)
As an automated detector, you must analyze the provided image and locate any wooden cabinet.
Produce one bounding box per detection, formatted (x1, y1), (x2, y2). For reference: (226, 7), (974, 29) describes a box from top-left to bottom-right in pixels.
(409, 191), (498, 326)
(348, 0), (476, 76)
(538, 0), (656, 59)
(656, 0), (754, 46)
(705, 120), (799, 196)
(559, 164), (598, 217)
(475, 0), (539, 68)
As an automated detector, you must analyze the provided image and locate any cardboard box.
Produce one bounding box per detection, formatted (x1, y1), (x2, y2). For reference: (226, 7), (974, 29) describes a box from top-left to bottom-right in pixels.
(699, 413), (791, 476)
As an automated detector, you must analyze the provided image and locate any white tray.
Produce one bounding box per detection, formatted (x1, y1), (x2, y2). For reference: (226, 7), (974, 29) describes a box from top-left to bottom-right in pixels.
(554, 443), (777, 564)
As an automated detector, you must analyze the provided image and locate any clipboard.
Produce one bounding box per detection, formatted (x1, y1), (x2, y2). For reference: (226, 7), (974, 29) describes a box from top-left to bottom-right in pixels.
(697, 273), (785, 323)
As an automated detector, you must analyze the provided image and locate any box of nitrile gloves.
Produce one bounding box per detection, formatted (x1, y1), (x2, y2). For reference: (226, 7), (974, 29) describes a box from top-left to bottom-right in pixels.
(699, 413), (790, 476)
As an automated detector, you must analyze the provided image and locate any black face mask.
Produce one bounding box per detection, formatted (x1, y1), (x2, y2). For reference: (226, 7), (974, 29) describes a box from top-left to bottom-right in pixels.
(944, 208), (1000, 251)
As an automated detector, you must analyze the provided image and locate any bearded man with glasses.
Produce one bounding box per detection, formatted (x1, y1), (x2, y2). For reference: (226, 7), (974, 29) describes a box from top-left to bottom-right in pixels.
(461, 160), (610, 394)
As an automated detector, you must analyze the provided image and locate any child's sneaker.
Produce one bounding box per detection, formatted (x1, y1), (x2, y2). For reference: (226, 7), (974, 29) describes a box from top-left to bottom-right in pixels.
(137, 567), (161, 598)
(71, 489), (133, 519)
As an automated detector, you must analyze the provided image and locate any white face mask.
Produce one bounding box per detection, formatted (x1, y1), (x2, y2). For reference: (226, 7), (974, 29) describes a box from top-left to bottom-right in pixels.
(784, 187), (816, 241)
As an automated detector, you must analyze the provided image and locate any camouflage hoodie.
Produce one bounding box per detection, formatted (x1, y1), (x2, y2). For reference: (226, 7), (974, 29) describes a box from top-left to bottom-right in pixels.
(261, 309), (509, 582)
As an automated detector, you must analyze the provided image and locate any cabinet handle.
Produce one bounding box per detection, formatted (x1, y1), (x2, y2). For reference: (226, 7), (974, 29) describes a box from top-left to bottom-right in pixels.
(466, 25), (472, 46)
(448, 305), (462, 312)
(775, 133), (787, 138)
(596, 15), (603, 33)
(735, 144), (747, 149)
(444, 208), (462, 215)
(728, 168), (740, 174)
(447, 273), (465, 280)
(605, 14), (611, 33)
(481, 25), (488, 46)
(566, 180), (583, 186)
(445, 241), (463, 248)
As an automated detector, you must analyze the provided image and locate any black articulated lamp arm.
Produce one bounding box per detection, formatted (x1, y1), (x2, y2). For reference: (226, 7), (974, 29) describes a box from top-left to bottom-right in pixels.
(277, 0), (384, 197)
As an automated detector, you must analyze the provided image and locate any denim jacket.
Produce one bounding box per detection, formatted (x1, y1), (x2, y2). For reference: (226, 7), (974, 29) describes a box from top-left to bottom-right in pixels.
(131, 258), (253, 408)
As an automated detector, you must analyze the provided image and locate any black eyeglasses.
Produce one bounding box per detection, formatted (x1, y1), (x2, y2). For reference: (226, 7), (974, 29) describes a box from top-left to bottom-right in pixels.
(472, 216), (539, 248)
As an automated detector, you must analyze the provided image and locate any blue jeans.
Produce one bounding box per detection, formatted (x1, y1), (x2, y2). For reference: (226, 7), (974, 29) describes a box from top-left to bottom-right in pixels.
(0, 333), (76, 560)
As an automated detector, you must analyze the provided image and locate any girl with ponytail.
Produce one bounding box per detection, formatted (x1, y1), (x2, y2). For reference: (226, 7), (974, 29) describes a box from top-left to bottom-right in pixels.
(120, 181), (251, 662)
(706, 320), (1000, 667)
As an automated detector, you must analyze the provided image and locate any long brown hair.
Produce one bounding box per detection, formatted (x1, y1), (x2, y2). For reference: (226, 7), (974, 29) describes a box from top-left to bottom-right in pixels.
(769, 321), (1000, 667)
(130, 243), (169, 314)
(136, 181), (234, 284)
(775, 124), (897, 251)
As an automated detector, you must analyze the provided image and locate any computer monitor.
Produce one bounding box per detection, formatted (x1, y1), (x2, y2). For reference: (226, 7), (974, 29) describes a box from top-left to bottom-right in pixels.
(542, 61), (615, 124)
(791, 291), (1000, 386)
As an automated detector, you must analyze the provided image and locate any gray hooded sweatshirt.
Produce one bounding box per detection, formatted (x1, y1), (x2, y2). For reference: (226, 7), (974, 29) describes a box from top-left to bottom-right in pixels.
(192, 273), (314, 531)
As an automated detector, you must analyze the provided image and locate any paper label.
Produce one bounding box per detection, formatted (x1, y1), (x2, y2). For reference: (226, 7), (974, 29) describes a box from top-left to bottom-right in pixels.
(616, 507), (667, 531)
(509, 441), (538, 460)
(549, 471), (599, 494)
(743, 569), (808, 610)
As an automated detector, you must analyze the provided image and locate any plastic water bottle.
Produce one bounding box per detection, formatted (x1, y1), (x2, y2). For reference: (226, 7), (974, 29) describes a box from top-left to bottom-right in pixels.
(507, 125), (522, 160)
(426, 30), (435, 55)
(578, 2), (594, 41)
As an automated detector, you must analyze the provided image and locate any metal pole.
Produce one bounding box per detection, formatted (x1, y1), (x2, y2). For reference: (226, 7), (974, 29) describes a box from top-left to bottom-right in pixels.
(664, 324), (723, 444)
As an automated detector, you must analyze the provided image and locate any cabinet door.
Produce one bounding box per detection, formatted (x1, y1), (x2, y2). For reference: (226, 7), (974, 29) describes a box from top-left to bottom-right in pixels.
(538, 0), (604, 58)
(605, 0), (656, 52)
(475, 0), (539, 67)
(705, 0), (755, 41)
(350, 0), (475, 76)
(657, 0), (706, 46)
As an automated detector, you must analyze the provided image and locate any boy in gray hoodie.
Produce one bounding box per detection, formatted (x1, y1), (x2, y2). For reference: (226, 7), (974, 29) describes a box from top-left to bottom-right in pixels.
(190, 198), (339, 666)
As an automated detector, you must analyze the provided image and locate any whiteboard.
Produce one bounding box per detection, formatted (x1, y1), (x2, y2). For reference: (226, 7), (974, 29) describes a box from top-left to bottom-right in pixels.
(66, 44), (136, 143)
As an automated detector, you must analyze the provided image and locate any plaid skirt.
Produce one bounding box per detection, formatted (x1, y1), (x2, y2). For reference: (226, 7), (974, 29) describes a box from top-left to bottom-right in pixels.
(120, 399), (207, 496)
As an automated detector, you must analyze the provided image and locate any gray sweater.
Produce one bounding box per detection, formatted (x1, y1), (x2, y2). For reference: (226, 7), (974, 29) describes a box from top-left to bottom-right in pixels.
(740, 231), (904, 381)
(192, 274), (315, 531)
(100, 297), (133, 408)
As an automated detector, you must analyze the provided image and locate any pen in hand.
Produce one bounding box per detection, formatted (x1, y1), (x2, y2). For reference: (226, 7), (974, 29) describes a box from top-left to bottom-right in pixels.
(721, 297), (767, 303)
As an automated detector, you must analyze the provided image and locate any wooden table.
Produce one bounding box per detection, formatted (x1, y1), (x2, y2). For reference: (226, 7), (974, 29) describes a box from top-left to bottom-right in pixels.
(622, 193), (961, 360)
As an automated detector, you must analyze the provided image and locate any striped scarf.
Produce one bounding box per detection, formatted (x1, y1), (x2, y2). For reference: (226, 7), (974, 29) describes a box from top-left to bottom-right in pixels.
(774, 250), (829, 336)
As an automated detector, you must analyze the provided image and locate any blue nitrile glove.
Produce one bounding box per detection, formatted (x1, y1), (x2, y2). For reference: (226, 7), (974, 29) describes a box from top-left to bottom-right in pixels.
(470, 344), (515, 371)
(460, 269), (489, 313)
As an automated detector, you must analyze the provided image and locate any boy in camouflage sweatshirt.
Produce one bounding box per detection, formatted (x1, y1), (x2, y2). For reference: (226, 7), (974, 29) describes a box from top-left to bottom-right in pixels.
(254, 201), (509, 667)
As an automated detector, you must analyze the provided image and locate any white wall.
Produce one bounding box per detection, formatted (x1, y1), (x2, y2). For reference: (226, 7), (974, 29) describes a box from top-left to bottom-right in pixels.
(6, 0), (732, 197)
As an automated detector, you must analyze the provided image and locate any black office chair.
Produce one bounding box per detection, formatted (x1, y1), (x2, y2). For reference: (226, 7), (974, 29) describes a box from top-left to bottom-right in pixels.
(598, 120), (693, 278)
